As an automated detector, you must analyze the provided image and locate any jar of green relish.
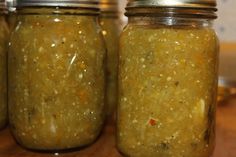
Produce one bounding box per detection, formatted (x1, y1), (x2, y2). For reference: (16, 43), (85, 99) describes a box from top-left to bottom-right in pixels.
(8, 0), (106, 151)
(117, 0), (219, 157)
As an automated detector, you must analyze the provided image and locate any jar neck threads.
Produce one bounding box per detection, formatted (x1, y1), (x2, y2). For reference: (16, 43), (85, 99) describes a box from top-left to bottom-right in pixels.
(16, 7), (100, 16)
(99, 0), (119, 17)
(128, 16), (214, 28)
(16, 0), (99, 10)
(126, 7), (217, 19)
(0, 0), (7, 14)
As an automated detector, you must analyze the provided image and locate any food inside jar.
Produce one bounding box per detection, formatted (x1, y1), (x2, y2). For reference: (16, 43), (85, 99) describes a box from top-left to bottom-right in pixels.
(117, 25), (218, 157)
(8, 9), (106, 150)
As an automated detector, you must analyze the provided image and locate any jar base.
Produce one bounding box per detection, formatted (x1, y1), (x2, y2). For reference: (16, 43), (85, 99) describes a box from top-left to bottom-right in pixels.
(13, 132), (103, 153)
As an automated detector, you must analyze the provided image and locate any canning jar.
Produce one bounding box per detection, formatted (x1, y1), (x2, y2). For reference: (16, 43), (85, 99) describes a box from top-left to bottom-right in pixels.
(0, 0), (8, 130)
(8, 0), (106, 150)
(99, 0), (120, 116)
(117, 0), (219, 157)
(6, 0), (17, 31)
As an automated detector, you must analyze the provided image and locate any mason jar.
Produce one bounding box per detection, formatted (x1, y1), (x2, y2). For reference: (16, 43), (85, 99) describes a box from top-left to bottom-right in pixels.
(6, 0), (17, 31)
(0, 0), (9, 130)
(117, 0), (219, 157)
(99, 0), (120, 117)
(8, 0), (106, 150)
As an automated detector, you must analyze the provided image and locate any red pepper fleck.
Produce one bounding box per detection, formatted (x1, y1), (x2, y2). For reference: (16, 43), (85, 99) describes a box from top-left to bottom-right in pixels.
(149, 118), (157, 126)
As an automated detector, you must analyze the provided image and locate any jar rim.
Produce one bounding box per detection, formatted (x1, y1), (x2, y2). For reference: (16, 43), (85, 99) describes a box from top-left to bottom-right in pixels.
(16, 0), (100, 9)
(99, 0), (118, 13)
(125, 7), (217, 19)
(126, 0), (217, 10)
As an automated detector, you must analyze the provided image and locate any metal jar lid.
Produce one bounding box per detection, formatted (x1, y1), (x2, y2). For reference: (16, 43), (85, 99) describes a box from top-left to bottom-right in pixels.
(17, 0), (100, 9)
(99, 0), (118, 12)
(127, 0), (217, 10)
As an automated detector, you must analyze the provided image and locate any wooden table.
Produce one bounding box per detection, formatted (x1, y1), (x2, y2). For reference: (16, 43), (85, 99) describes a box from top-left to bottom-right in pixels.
(0, 97), (236, 157)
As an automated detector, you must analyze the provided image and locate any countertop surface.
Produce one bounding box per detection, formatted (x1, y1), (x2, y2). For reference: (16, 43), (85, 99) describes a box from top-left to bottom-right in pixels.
(0, 96), (236, 157)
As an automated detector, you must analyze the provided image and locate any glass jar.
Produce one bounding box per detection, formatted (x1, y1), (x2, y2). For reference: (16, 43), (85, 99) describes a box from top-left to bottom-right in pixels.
(0, 0), (9, 130)
(99, 0), (120, 117)
(6, 0), (17, 31)
(8, 0), (106, 151)
(117, 0), (219, 157)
